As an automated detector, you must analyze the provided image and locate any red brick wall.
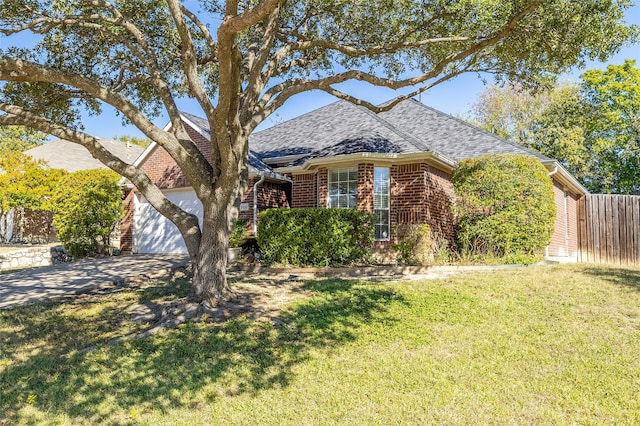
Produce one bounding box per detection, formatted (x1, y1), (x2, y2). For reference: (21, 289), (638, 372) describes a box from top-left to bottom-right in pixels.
(120, 190), (135, 252)
(317, 168), (328, 207)
(393, 163), (427, 226)
(424, 164), (456, 242)
(239, 177), (290, 235)
(548, 181), (579, 258)
(139, 125), (212, 190)
(292, 173), (317, 208)
(387, 163), (454, 248)
(358, 164), (374, 213)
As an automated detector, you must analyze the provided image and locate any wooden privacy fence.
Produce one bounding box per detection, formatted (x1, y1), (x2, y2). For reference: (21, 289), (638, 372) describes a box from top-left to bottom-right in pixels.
(578, 194), (640, 265)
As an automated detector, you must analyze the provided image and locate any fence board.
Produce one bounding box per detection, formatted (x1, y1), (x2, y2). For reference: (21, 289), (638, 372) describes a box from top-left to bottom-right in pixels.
(578, 194), (640, 265)
(584, 197), (596, 262)
(631, 197), (640, 265)
(577, 197), (586, 262)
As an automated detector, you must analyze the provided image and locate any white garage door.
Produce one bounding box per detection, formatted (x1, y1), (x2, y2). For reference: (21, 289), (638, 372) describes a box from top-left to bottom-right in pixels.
(133, 188), (203, 254)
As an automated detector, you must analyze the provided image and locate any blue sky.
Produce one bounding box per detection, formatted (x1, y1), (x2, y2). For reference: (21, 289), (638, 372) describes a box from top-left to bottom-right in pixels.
(4, 4), (640, 139)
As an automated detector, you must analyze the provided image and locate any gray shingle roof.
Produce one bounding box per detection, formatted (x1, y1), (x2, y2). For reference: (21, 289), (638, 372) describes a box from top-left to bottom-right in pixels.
(378, 99), (549, 162)
(178, 99), (552, 177)
(289, 134), (405, 166)
(24, 138), (145, 172)
(250, 98), (550, 165)
(180, 112), (211, 135)
(249, 100), (424, 159)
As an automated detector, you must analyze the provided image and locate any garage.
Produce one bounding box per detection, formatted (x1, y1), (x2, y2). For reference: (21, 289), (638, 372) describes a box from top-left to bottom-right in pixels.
(133, 188), (202, 254)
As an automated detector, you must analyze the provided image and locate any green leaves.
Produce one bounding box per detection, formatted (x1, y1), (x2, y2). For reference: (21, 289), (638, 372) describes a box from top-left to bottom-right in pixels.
(50, 169), (123, 257)
(258, 208), (373, 266)
(581, 60), (640, 194)
(468, 60), (640, 194)
(0, 151), (66, 213)
(0, 126), (47, 152)
(451, 154), (556, 261)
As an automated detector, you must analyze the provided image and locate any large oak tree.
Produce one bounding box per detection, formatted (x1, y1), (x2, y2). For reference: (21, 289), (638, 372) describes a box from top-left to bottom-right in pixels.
(0, 0), (636, 304)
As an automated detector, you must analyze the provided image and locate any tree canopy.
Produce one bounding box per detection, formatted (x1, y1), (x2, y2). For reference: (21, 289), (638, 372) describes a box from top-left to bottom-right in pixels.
(0, 0), (637, 303)
(0, 151), (66, 213)
(467, 59), (640, 194)
(0, 126), (47, 152)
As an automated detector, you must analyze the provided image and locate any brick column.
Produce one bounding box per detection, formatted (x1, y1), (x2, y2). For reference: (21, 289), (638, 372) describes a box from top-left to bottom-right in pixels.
(358, 163), (374, 213)
(317, 168), (328, 208)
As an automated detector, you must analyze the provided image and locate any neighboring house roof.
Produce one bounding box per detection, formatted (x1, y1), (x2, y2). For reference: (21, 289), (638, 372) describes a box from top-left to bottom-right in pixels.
(24, 138), (144, 172)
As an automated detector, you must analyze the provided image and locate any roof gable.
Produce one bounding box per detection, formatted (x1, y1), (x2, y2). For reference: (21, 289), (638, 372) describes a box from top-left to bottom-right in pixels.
(249, 100), (424, 159)
(131, 112), (287, 181)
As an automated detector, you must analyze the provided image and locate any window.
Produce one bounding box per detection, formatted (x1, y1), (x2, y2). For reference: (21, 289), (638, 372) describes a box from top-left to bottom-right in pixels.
(374, 167), (390, 241)
(328, 167), (358, 209)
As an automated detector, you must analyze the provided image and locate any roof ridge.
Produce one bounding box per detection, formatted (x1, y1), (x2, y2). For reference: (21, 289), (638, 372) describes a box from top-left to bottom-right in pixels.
(355, 100), (431, 152)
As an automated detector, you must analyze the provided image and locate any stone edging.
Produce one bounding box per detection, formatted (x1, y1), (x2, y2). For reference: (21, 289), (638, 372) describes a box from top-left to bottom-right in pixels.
(0, 246), (71, 271)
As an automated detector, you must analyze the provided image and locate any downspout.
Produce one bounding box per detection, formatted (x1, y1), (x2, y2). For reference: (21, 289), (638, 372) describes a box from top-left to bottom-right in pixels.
(546, 165), (559, 257)
(253, 174), (266, 236)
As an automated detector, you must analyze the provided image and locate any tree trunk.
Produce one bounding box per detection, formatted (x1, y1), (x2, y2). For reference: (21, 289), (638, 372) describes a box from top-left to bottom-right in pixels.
(189, 199), (234, 305)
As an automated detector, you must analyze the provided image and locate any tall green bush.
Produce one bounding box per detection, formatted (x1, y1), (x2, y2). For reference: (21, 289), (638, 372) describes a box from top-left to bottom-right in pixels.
(258, 208), (373, 266)
(451, 154), (556, 262)
(50, 169), (123, 257)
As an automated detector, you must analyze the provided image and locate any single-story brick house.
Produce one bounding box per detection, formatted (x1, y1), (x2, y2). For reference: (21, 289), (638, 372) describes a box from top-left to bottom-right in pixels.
(121, 99), (586, 260)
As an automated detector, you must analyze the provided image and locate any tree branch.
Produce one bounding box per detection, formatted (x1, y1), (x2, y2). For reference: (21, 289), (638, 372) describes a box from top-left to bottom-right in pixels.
(0, 104), (202, 256)
(251, 0), (544, 129)
(0, 57), (214, 197)
(166, 0), (215, 119)
(222, 0), (281, 34)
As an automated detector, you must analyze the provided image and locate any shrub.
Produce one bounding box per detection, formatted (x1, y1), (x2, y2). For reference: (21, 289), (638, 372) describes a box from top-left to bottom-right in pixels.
(257, 208), (373, 266)
(393, 224), (455, 265)
(229, 219), (248, 248)
(393, 224), (432, 265)
(451, 154), (556, 263)
(50, 169), (123, 257)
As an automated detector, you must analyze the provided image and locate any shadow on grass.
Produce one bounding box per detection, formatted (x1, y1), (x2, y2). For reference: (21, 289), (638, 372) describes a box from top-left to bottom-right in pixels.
(582, 265), (640, 292)
(0, 278), (403, 423)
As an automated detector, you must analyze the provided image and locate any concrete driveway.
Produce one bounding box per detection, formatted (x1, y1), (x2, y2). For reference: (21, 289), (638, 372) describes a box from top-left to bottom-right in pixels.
(0, 254), (190, 309)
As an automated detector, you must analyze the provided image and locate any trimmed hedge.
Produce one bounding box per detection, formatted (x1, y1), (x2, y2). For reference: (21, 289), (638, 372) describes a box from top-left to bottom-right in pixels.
(257, 208), (373, 266)
(451, 154), (556, 262)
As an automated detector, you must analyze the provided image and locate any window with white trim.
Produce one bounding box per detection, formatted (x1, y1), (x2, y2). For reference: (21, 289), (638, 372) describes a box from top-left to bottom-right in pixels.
(328, 167), (358, 209)
(374, 167), (390, 241)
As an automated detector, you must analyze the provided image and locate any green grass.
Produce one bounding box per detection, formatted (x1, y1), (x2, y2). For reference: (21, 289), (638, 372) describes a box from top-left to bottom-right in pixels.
(1, 264), (639, 425)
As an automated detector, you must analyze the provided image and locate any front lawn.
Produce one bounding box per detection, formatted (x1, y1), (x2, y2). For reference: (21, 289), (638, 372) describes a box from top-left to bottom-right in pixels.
(1, 264), (639, 425)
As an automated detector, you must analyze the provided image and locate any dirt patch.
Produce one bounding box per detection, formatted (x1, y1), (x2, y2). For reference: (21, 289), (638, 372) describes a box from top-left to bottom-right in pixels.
(127, 279), (310, 330)
(73, 270), (312, 352)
